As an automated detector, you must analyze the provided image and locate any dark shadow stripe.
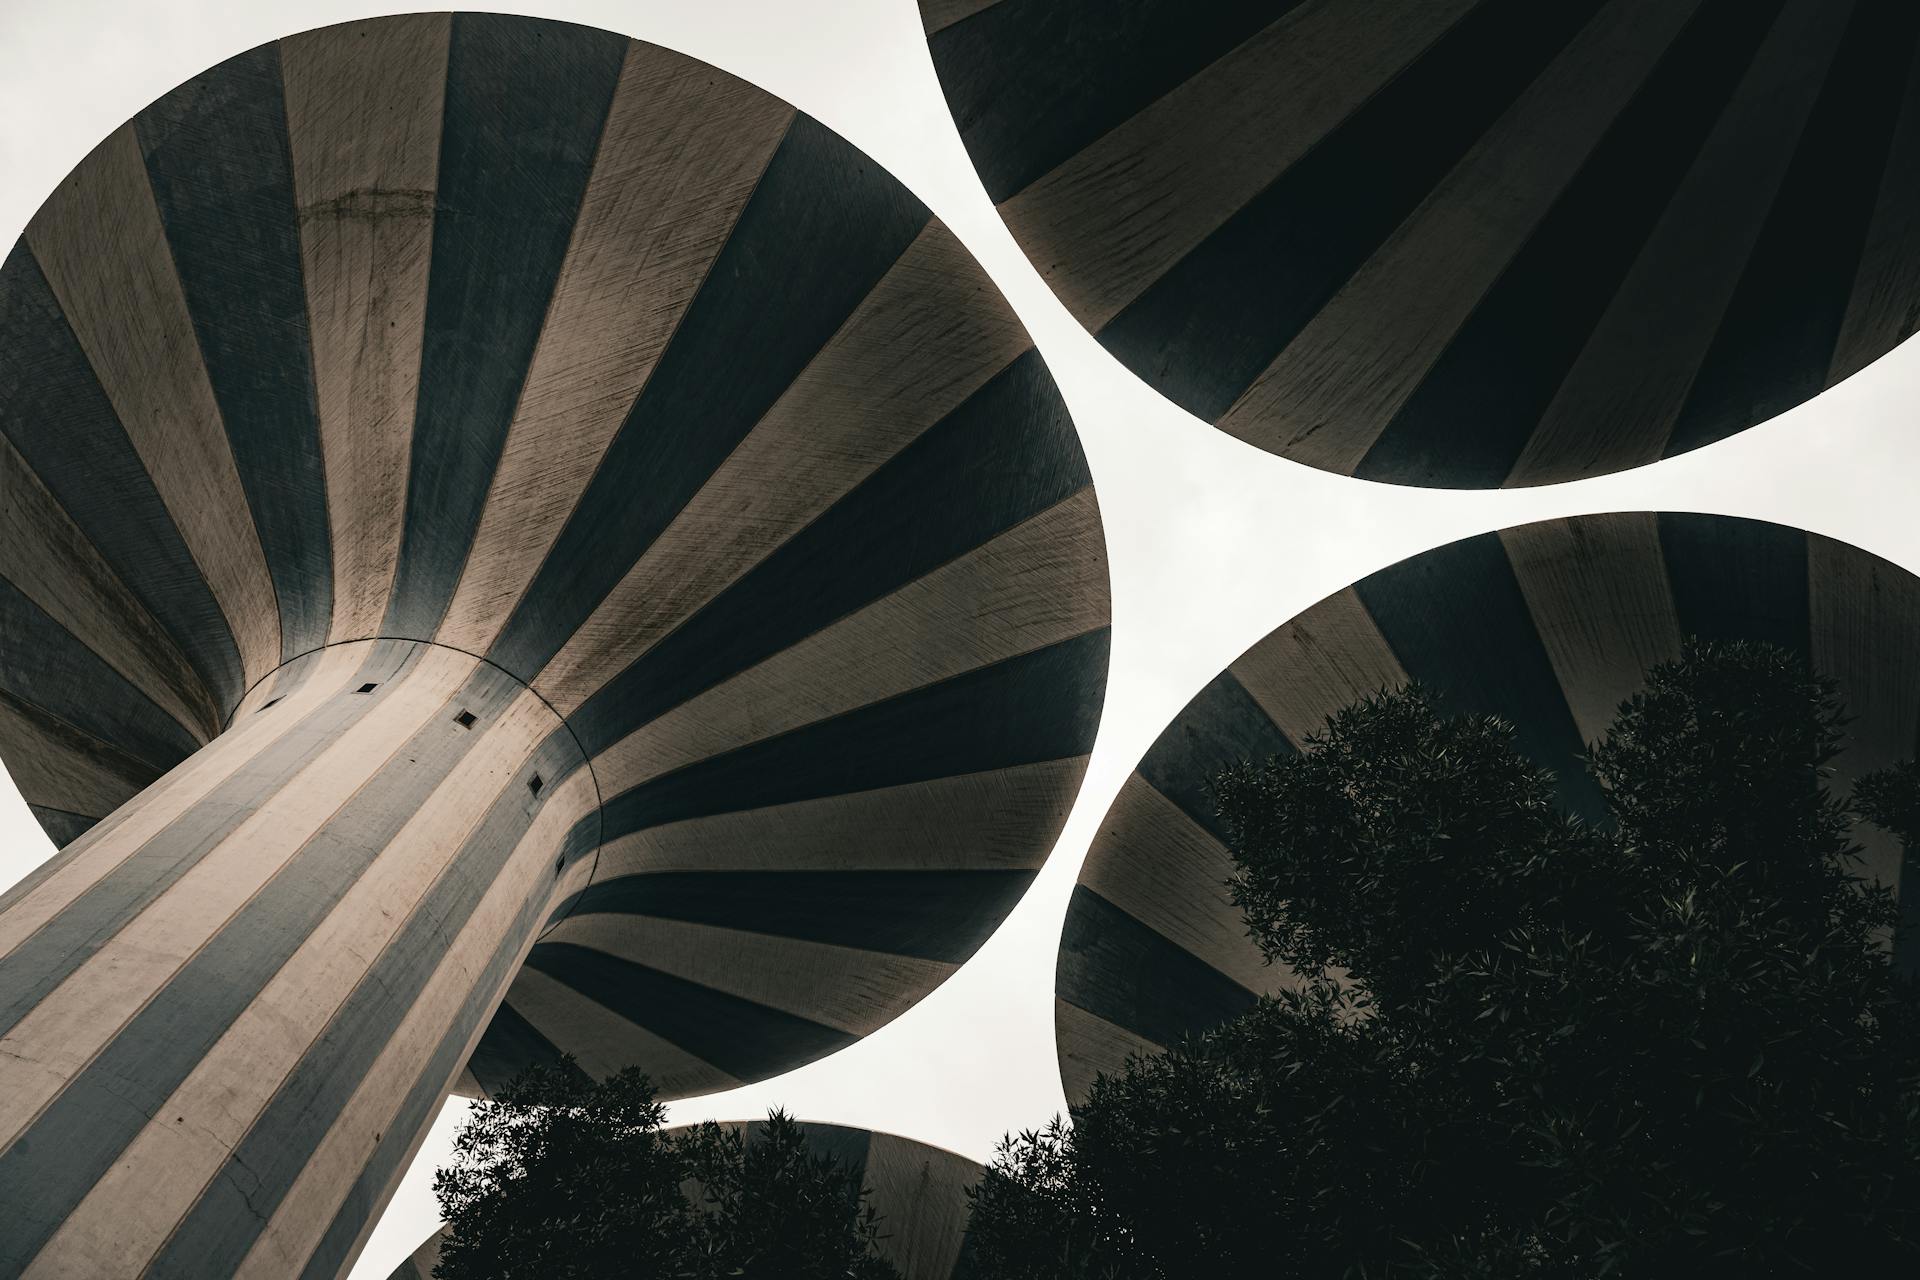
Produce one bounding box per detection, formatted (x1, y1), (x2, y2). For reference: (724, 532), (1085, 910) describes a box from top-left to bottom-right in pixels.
(136, 40), (332, 659)
(1657, 513), (1811, 656)
(0, 684), (157, 819)
(0, 641), (424, 1045)
(1358, 0), (1788, 487)
(1056, 885), (1259, 1058)
(152, 721), (585, 1279)
(0, 576), (199, 770)
(0, 649), (521, 1274)
(1355, 532), (1602, 819)
(525, 942), (857, 1082)
(487, 114), (933, 681)
(1136, 670), (1293, 841)
(595, 628), (1108, 842)
(566, 352), (1088, 758)
(1666, 0), (1920, 458)
(382, 13), (627, 640)
(466, 999), (581, 1097)
(25, 806), (96, 850)
(293, 846), (562, 1280)
(1095, 0), (1604, 425)
(557, 868), (1036, 964)
(0, 243), (243, 713)
(926, 0), (1290, 203)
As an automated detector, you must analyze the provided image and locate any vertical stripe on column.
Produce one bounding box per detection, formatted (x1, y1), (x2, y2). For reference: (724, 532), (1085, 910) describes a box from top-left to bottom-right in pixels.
(1098, 0), (1602, 429)
(31, 691), (571, 1276)
(484, 114), (932, 682)
(0, 642), (375, 953)
(1507, 0), (1848, 486)
(435, 42), (794, 655)
(1665, 0), (1920, 458)
(136, 41), (334, 660)
(281, 15), (450, 646)
(231, 769), (593, 1279)
(381, 15), (627, 640)
(1222, 0), (1703, 476)
(1356, 0), (1785, 487)
(25, 126), (282, 691)
(0, 649), (460, 1240)
(100, 723), (587, 1278)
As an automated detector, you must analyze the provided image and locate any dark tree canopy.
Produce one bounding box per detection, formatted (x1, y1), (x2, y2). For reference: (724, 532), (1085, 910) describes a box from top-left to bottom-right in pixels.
(433, 1060), (898, 1280)
(965, 641), (1920, 1278)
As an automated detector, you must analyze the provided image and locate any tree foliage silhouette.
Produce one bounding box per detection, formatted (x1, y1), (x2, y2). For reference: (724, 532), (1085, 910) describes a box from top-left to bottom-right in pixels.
(964, 641), (1920, 1278)
(432, 1060), (899, 1279)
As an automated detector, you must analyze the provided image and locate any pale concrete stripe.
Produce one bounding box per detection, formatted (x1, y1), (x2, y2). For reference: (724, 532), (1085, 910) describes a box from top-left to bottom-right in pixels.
(0, 642), (374, 965)
(1220, 0), (1703, 471)
(1501, 513), (1681, 747)
(1007, 0), (1478, 331)
(231, 750), (581, 1280)
(0, 432), (215, 739)
(1229, 585), (1409, 746)
(921, 0), (1001, 35)
(0, 698), (149, 820)
(590, 757), (1083, 880)
(1829, 36), (1920, 384)
(544, 913), (953, 1038)
(503, 964), (737, 1097)
(863, 1132), (975, 1278)
(0, 646), (476, 1153)
(1079, 776), (1273, 997)
(281, 15), (449, 646)
(1056, 996), (1160, 1107)
(536, 220), (1034, 713)
(437, 44), (794, 655)
(1810, 533), (1920, 893)
(24, 690), (560, 1277)
(26, 124), (281, 687)
(1509, 0), (1848, 485)
(588, 489), (1105, 786)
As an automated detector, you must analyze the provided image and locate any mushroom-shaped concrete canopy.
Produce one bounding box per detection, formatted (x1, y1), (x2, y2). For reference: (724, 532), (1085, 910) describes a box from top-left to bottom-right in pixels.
(922, 0), (1920, 487)
(1056, 513), (1920, 1104)
(386, 1122), (981, 1280)
(0, 13), (1107, 1277)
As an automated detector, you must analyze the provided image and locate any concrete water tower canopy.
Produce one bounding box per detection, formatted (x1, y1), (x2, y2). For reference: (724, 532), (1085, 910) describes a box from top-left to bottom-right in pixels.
(922, 0), (1920, 487)
(1057, 512), (1920, 1104)
(0, 13), (1109, 1277)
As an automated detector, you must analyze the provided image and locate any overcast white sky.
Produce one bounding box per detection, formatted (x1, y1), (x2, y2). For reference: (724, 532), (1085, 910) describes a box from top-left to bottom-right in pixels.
(4, 2), (1920, 1275)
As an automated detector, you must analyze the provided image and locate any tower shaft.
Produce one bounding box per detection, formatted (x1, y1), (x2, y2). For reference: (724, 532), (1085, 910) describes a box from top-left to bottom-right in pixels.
(0, 639), (592, 1279)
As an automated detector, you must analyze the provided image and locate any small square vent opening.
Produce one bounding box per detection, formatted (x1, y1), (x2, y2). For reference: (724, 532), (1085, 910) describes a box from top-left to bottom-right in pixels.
(356, 682), (378, 694)
(454, 709), (476, 729)
(528, 774), (544, 798)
